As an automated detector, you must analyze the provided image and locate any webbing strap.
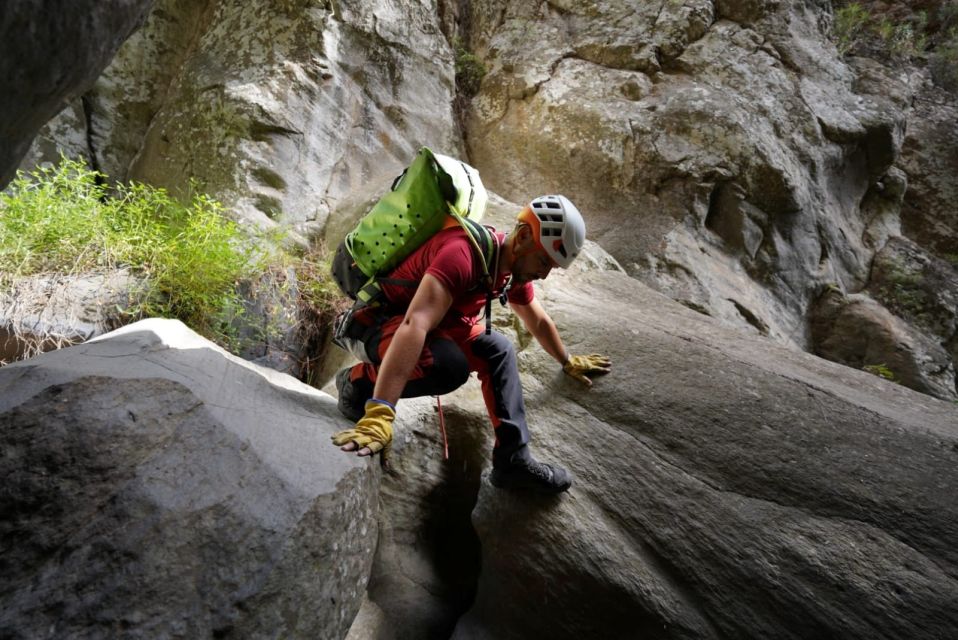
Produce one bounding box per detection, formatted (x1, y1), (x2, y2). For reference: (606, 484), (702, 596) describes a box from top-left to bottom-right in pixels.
(356, 279), (382, 305)
(435, 395), (449, 459)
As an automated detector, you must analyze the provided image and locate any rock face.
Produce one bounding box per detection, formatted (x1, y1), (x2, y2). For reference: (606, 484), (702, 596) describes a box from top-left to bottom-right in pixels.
(0, 0), (154, 185)
(868, 236), (958, 366)
(22, 0), (461, 239)
(0, 319), (379, 639)
(15, 0), (958, 401)
(461, 1), (916, 347)
(5, 1), (958, 634)
(809, 288), (956, 401)
(446, 269), (958, 639)
(898, 77), (958, 260)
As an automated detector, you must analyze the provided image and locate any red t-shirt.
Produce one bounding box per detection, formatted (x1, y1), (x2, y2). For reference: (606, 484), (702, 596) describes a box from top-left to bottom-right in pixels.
(380, 227), (534, 329)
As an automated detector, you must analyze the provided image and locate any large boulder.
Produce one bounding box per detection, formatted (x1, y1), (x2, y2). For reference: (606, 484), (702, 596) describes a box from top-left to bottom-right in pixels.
(809, 287), (956, 401)
(445, 268), (958, 639)
(0, 319), (379, 639)
(0, 0), (154, 186)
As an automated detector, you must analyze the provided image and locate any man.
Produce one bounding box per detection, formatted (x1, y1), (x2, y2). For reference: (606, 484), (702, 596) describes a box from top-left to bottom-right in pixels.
(331, 195), (611, 493)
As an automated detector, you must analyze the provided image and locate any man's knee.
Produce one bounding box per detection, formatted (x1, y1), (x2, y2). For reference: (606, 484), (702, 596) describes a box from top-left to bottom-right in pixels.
(398, 338), (469, 398)
(429, 338), (471, 391)
(470, 330), (517, 365)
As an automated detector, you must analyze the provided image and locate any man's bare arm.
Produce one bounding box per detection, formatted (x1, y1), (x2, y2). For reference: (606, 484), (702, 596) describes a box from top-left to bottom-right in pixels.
(511, 298), (568, 365)
(512, 299), (612, 387)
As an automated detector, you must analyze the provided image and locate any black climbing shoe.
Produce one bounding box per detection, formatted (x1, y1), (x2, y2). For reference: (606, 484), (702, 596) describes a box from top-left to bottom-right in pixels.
(335, 367), (370, 422)
(490, 447), (572, 494)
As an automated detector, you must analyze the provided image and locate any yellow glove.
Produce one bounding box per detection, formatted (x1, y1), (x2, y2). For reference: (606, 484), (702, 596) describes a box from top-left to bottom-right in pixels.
(331, 400), (395, 458)
(563, 353), (612, 386)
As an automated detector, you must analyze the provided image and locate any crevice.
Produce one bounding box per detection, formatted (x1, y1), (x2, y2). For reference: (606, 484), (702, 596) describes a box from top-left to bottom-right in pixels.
(704, 181), (724, 233)
(728, 298), (770, 335)
(447, 0), (477, 151)
(79, 95), (105, 191)
(362, 405), (487, 639)
(248, 121), (303, 142)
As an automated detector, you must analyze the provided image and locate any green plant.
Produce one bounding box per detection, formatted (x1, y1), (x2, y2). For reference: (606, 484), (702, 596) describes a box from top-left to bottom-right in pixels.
(834, 3), (871, 55)
(285, 245), (350, 385)
(863, 363), (897, 380)
(876, 14), (928, 57)
(930, 26), (958, 91)
(453, 38), (487, 98)
(875, 255), (926, 314)
(0, 157), (265, 350)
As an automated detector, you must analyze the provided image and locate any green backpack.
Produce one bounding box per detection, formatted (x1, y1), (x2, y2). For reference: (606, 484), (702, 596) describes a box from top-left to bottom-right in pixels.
(332, 147), (499, 360)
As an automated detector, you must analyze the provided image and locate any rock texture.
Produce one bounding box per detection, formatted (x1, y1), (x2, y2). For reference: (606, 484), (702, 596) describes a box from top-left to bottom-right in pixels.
(461, 1), (917, 346)
(21, 0), (461, 240)
(809, 288), (956, 400)
(446, 268), (958, 640)
(868, 236), (958, 365)
(14, 0), (958, 400)
(898, 67), (958, 262)
(0, 319), (379, 639)
(0, 0), (154, 185)
(0, 270), (137, 363)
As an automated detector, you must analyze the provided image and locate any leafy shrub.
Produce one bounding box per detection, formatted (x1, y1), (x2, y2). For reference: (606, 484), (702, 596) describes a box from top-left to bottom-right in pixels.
(0, 157), (265, 347)
(876, 13), (928, 56)
(863, 363), (897, 380)
(834, 3), (872, 55)
(453, 38), (487, 98)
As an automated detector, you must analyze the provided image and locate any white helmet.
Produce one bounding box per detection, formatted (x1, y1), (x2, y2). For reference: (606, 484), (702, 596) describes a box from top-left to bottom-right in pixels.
(517, 195), (585, 268)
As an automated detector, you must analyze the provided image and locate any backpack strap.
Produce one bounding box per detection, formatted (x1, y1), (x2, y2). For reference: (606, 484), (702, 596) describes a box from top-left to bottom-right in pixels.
(450, 214), (500, 335)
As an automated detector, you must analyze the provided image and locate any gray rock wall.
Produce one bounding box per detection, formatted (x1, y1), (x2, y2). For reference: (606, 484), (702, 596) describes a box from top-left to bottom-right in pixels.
(0, 0), (154, 185)
(21, 0), (461, 239)
(462, 0), (916, 347)
(11, 0), (958, 397)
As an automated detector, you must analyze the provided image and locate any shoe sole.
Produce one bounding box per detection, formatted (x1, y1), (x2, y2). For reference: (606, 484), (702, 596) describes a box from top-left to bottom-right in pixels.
(335, 368), (364, 422)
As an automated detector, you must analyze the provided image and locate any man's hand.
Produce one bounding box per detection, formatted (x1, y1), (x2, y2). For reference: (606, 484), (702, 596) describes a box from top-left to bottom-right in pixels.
(563, 353), (612, 387)
(331, 401), (396, 463)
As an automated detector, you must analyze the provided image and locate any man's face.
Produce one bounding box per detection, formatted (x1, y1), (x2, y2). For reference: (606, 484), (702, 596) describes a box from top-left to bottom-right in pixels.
(511, 246), (556, 285)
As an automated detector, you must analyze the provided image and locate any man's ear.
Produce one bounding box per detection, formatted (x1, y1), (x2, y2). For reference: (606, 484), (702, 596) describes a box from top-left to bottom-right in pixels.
(515, 222), (534, 247)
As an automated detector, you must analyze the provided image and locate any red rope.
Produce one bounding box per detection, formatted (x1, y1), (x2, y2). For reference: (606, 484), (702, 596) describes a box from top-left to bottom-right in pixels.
(435, 396), (449, 459)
